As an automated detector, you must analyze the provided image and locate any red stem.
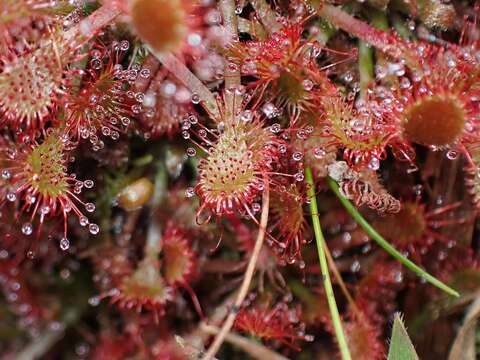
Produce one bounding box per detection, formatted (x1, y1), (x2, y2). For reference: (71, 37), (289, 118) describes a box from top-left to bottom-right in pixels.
(64, 4), (121, 44)
(315, 3), (406, 60)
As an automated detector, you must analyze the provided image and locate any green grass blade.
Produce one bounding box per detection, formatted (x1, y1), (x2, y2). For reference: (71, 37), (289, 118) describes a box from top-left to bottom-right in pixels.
(327, 177), (459, 297)
(305, 168), (352, 360)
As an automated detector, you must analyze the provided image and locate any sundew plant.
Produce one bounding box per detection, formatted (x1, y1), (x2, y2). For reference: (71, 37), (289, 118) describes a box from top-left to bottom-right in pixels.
(0, 1), (480, 359)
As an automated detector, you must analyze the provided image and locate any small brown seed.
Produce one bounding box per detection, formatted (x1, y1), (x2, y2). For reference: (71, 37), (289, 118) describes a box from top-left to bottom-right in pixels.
(118, 177), (154, 211)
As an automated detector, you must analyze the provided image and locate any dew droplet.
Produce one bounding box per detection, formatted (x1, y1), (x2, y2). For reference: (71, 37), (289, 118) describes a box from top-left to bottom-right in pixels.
(412, 184), (423, 196)
(350, 260), (361, 272)
(182, 121), (191, 130)
(350, 118), (366, 132)
(26, 194), (36, 204)
(90, 58), (102, 70)
(393, 271), (403, 283)
(185, 187), (195, 198)
(140, 68), (151, 78)
(241, 110), (253, 122)
(304, 334), (315, 342)
(85, 203), (95, 212)
(59, 238), (70, 251)
(119, 40), (130, 51)
(40, 205), (50, 215)
(21, 223), (33, 236)
(88, 296), (100, 306)
(187, 32), (203, 47)
(89, 223), (99, 235)
(262, 103), (280, 119)
(400, 77), (411, 89)
(270, 123), (281, 133)
(186, 147), (197, 157)
(313, 147), (326, 159)
(368, 157), (380, 170)
(292, 152), (303, 161)
(302, 79), (314, 91)
(343, 71), (353, 83)
(79, 216), (89, 227)
(446, 149), (458, 160)
(294, 172), (305, 182)
(191, 93), (201, 104)
(135, 92), (145, 103)
(188, 114), (198, 124)
(1, 169), (11, 180)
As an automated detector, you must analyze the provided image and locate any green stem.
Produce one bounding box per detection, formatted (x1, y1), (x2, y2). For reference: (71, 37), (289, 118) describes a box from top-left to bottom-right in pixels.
(305, 168), (352, 360)
(327, 177), (460, 298)
(358, 40), (373, 96)
(368, 8), (389, 31)
(358, 10), (385, 97)
(391, 13), (415, 40)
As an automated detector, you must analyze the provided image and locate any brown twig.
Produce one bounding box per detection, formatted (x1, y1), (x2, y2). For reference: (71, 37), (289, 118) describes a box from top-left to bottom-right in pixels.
(201, 177), (270, 360)
(200, 323), (289, 360)
(323, 243), (362, 318)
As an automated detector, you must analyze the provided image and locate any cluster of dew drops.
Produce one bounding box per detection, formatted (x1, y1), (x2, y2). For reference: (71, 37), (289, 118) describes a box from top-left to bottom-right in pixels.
(78, 39), (152, 149)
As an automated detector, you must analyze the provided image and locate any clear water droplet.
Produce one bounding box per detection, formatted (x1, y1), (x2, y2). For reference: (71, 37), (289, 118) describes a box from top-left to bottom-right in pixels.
(262, 103), (280, 119)
(446, 149), (459, 160)
(241, 110), (253, 122)
(60, 238), (70, 251)
(88, 296), (100, 306)
(368, 157), (380, 170)
(302, 79), (314, 91)
(21, 223), (33, 236)
(292, 152), (303, 161)
(89, 223), (99, 235)
(1, 170), (11, 180)
(185, 187), (195, 198)
(119, 40), (130, 51)
(270, 123), (281, 133)
(79, 216), (89, 227)
(186, 147), (196, 157)
(191, 93), (201, 104)
(294, 172), (304, 182)
(313, 147), (326, 159)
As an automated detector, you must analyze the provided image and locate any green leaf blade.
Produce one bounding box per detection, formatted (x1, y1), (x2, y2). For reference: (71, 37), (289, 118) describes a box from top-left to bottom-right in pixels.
(388, 313), (419, 360)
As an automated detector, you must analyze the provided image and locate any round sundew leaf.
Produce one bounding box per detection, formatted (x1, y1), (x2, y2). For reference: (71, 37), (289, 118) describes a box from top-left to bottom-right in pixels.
(403, 94), (466, 147)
